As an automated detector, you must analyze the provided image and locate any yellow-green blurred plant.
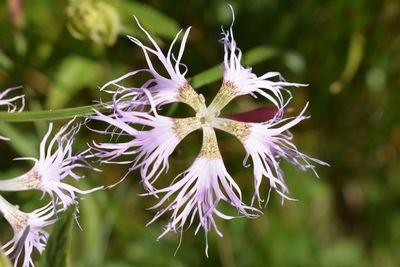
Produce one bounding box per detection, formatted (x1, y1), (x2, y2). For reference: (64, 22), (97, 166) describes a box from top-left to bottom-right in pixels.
(66, 0), (119, 46)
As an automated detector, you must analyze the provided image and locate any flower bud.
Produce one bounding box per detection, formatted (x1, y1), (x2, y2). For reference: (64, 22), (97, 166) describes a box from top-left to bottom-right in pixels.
(66, 0), (119, 46)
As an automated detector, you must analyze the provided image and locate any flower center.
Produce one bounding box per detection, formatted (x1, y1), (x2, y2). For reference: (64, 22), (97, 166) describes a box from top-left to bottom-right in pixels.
(197, 105), (220, 127)
(199, 114), (213, 125)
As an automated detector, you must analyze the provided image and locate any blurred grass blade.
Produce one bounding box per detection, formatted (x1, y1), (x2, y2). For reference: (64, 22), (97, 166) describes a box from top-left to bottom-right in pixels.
(80, 190), (104, 266)
(0, 244), (12, 267)
(30, 99), (52, 138)
(242, 46), (280, 66)
(341, 33), (365, 82)
(190, 65), (222, 89)
(0, 49), (13, 70)
(46, 56), (101, 109)
(0, 122), (38, 157)
(78, 180), (114, 266)
(191, 45), (279, 88)
(118, 1), (180, 40)
(342, 33), (365, 83)
(0, 45), (277, 122)
(330, 32), (365, 93)
(38, 206), (75, 267)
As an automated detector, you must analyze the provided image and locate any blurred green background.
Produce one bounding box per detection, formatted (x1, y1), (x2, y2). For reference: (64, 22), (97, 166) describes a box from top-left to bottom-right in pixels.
(0, 0), (399, 266)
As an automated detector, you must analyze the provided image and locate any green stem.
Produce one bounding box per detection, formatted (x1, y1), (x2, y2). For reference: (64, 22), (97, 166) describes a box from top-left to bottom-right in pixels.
(0, 103), (108, 122)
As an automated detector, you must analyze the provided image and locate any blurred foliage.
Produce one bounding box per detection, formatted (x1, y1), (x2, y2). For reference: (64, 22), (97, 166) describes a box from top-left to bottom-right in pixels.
(0, 0), (400, 266)
(66, 0), (120, 46)
(0, 242), (12, 267)
(38, 206), (75, 267)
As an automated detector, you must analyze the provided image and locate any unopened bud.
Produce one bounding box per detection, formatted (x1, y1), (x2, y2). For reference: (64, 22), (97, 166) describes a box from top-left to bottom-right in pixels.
(66, 0), (119, 46)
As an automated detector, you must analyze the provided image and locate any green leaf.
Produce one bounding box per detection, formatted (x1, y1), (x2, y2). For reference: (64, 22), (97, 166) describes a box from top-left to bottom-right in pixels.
(46, 56), (102, 109)
(70, 179), (109, 266)
(118, 1), (180, 39)
(79, 190), (104, 266)
(0, 244), (12, 267)
(38, 206), (75, 267)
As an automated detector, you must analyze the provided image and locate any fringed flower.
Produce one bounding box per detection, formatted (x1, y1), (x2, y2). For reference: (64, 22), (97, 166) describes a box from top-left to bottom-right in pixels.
(0, 87), (25, 141)
(0, 195), (57, 267)
(213, 103), (330, 206)
(207, 9), (306, 116)
(90, 108), (201, 191)
(92, 7), (328, 251)
(144, 126), (259, 256)
(100, 17), (205, 114)
(0, 119), (102, 209)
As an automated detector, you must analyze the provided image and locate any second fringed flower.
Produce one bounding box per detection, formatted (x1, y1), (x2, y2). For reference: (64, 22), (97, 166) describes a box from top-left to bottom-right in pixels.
(0, 119), (102, 209)
(0, 119), (102, 266)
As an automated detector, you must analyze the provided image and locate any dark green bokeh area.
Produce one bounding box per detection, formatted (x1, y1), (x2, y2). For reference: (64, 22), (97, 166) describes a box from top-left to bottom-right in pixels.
(0, 0), (399, 266)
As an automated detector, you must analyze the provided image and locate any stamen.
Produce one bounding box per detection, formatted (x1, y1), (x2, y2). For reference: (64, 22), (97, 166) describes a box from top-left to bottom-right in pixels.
(198, 126), (221, 159)
(224, 107), (282, 122)
(24, 169), (43, 190)
(207, 80), (238, 115)
(177, 82), (206, 113)
(212, 118), (251, 141)
(172, 117), (201, 139)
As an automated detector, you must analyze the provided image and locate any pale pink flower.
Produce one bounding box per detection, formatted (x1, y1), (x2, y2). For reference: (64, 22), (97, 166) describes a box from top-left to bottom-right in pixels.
(0, 119), (102, 209)
(144, 126), (259, 256)
(99, 17), (205, 114)
(213, 103), (329, 206)
(206, 11), (306, 117)
(0, 195), (57, 267)
(90, 107), (201, 191)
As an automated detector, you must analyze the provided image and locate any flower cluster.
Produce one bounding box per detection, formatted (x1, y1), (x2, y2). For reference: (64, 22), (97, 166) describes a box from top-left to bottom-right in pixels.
(1, 7), (328, 266)
(91, 10), (328, 254)
(0, 103), (101, 267)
